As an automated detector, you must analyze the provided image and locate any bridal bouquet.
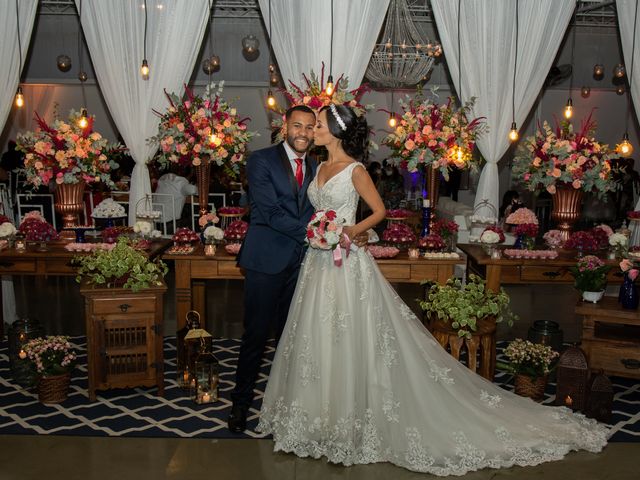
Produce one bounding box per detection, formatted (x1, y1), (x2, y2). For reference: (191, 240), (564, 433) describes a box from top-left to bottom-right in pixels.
(382, 93), (486, 179)
(512, 114), (617, 197)
(16, 109), (121, 189)
(306, 209), (353, 266)
(150, 82), (257, 176)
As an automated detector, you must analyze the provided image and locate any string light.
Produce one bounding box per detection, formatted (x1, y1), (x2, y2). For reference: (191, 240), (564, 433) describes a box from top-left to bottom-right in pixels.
(15, 86), (24, 108)
(617, 0), (638, 158)
(140, 0), (149, 80)
(563, 7), (576, 120)
(266, 90), (276, 108)
(509, 0), (519, 142)
(78, 108), (89, 129)
(266, 0), (277, 108)
(14, 0), (24, 109)
(563, 98), (573, 119)
(509, 122), (519, 142)
(388, 113), (397, 128)
(326, 0), (334, 96)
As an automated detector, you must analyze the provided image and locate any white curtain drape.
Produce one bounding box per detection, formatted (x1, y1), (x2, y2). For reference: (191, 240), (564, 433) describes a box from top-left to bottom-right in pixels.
(431, 0), (574, 217)
(257, 0), (389, 89)
(78, 0), (209, 223)
(0, 0), (37, 133)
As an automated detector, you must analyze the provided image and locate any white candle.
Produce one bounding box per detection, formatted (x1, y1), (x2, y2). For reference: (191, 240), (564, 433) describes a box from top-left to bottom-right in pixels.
(423, 199), (430, 208)
(19, 350), (27, 359)
(202, 392), (211, 403)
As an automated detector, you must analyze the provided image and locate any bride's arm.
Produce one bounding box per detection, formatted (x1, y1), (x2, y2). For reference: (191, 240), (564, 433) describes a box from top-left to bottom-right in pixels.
(342, 165), (386, 240)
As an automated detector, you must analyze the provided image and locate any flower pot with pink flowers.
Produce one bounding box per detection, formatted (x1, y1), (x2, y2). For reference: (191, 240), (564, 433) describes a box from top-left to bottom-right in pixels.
(569, 255), (611, 303)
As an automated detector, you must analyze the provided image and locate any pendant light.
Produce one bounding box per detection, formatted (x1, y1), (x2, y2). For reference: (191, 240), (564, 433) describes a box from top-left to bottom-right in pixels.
(617, 0), (638, 158)
(77, 0), (87, 82)
(266, 0), (276, 108)
(14, 0), (24, 108)
(564, 8), (577, 120)
(325, 0), (335, 96)
(140, 0), (150, 80)
(388, 90), (397, 127)
(202, 0), (220, 75)
(449, 0), (467, 165)
(78, 108), (89, 129)
(509, 0), (519, 142)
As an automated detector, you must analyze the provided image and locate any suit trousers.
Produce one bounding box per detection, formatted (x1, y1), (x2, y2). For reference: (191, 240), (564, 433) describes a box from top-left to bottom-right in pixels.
(231, 258), (302, 408)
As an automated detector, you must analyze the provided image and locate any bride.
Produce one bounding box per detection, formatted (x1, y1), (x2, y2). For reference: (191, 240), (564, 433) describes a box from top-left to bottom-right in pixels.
(257, 103), (608, 475)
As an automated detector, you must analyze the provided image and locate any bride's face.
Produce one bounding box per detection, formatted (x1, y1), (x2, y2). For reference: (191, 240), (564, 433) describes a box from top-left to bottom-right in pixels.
(314, 110), (337, 147)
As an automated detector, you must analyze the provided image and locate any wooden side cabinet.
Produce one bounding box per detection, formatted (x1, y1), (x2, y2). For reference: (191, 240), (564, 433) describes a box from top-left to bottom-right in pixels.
(80, 281), (167, 401)
(576, 296), (640, 379)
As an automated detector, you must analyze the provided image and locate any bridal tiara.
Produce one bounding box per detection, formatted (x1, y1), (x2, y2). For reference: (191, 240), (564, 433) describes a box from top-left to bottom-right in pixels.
(329, 103), (347, 131)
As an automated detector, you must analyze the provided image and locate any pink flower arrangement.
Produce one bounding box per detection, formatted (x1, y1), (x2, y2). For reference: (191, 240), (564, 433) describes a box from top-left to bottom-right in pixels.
(620, 258), (639, 281)
(22, 335), (76, 377)
(512, 114), (616, 196)
(382, 222), (417, 244)
(16, 109), (121, 189)
(569, 255), (611, 292)
(367, 245), (400, 258)
(482, 225), (505, 243)
(172, 228), (200, 244)
(505, 207), (538, 225)
(382, 94), (486, 179)
(198, 212), (220, 228)
(306, 210), (342, 250)
(543, 229), (564, 248)
(151, 82), (256, 175)
(431, 218), (459, 239)
(417, 233), (446, 251)
(224, 220), (249, 241)
(595, 224), (614, 238)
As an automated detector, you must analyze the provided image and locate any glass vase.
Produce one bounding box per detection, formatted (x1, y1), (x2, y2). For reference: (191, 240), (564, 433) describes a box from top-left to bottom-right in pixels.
(619, 274), (639, 309)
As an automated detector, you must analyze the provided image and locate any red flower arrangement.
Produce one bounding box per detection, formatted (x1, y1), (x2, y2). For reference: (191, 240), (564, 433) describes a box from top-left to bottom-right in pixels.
(218, 206), (246, 215)
(431, 218), (459, 239)
(172, 228), (200, 244)
(514, 223), (538, 238)
(224, 220), (249, 242)
(382, 223), (417, 245)
(418, 233), (446, 251)
(18, 217), (59, 242)
(101, 226), (133, 244)
(564, 228), (609, 251)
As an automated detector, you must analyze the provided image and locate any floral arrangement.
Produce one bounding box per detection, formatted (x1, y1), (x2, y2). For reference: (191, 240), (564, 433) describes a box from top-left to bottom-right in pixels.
(505, 207), (538, 225)
(18, 213), (59, 242)
(431, 218), (459, 239)
(74, 238), (168, 292)
(569, 255), (611, 292)
(224, 220), (249, 241)
(480, 229), (501, 244)
(199, 212), (219, 228)
(481, 225), (505, 243)
(417, 233), (446, 251)
(609, 232), (628, 257)
(16, 109), (121, 189)
(543, 229), (564, 248)
(382, 222), (416, 245)
(204, 225), (224, 242)
(270, 64), (373, 139)
(513, 223), (538, 238)
(92, 198), (126, 218)
(305, 210), (342, 250)
(596, 224), (614, 237)
(133, 221), (153, 237)
(512, 115), (617, 197)
(382, 93), (485, 179)
(385, 208), (415, 219)
(420, 274), (516, 339)
(22, 335), (76, 377)
(367, 245), (400, 259)
(101, 226), (132, 243)
(620, 258), (639, 281)
(564, 228), (609, 251)
(496, 339), (558, 379)
(0, 222), (16, 238)
(172, 228), (200, 244)
(150, 82), (256, 176)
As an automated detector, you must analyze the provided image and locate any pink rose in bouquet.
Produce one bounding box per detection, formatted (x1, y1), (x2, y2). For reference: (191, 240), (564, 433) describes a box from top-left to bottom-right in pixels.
(306, 210), (342, 250)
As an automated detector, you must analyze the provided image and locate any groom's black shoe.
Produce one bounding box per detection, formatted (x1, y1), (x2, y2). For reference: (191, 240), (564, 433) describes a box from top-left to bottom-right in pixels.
(227, 403), (248, 433)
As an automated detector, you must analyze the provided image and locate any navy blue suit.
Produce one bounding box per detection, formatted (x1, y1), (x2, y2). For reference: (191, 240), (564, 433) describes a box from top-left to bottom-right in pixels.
(232, 143), (316, 408)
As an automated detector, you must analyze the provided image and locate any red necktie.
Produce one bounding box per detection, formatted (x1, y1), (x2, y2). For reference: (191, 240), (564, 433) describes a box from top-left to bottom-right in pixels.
(294, 158), (304, 188)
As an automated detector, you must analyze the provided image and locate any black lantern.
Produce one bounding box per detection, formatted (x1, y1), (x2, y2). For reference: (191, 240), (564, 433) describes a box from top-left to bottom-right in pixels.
(8, 318), (44, 387)
(585, 371), (613, 423)
(555, 346), (590, 411)
(190, 340), (220, 404)
(177, 310), (199, 387)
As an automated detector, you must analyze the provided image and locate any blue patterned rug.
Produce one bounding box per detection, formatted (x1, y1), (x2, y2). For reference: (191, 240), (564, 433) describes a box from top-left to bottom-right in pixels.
(0, 338), (638, 441)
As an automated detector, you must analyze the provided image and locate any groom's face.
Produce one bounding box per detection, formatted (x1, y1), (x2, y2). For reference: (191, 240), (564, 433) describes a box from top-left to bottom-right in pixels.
(285, 110), (316, 156)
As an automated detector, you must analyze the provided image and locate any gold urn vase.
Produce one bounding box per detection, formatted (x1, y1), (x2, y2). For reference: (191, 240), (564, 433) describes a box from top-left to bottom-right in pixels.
(54, 181), (86, 240)
(424, 165), (440, 210)
(551, 186), (583, 243)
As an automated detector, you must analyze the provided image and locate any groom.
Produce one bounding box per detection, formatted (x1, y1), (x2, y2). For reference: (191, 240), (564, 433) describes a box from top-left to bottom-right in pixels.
(228, 105), (317, 433)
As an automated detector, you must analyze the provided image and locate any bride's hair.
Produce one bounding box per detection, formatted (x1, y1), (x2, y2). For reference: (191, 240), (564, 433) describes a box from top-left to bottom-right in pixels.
(321, 104), (370, 162)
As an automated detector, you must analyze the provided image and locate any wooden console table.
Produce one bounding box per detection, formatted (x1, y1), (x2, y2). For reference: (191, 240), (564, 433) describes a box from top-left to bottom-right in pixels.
(576, 296), (640, 379)
(163, 246), (465, 333)
(458, 244), (623, 292)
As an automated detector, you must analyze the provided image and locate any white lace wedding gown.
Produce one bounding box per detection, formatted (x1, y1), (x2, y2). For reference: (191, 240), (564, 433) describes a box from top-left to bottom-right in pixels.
(257, 162), (608, 476)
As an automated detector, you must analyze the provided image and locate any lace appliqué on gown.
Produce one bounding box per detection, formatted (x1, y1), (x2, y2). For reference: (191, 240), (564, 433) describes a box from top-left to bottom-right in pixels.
(257, 161), (608, 475)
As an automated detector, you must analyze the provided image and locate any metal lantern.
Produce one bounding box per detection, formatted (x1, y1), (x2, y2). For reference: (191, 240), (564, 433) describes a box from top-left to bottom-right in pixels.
(555, 346), (589, 411)
(184, 316), (213, 379)
(177, 310), (201, 388)
(56, 54), (72, 72)
(241, 34), (259, 54)
(8, 318), (44, 387)
(585, 371), (613, 423)
(190, 343), (220, 405)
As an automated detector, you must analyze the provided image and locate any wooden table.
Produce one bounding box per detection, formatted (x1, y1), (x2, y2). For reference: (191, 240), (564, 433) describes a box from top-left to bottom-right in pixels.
(163, 246), (465, 333)
(576, 296), (640, 379)
(458, 244), (624, 292)
(0, 240), (171, 335)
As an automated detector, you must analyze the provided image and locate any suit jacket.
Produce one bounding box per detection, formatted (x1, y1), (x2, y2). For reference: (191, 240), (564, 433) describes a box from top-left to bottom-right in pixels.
(237, 143), (316, 274)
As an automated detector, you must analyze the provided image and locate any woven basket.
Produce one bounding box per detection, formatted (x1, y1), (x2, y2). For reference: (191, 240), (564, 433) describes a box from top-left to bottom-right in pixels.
(514, 374), (547, 402)
(38, 372), (71, 404)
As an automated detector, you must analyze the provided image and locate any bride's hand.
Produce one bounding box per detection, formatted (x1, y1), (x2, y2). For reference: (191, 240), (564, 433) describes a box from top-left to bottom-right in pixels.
(341, 226), (367, 248)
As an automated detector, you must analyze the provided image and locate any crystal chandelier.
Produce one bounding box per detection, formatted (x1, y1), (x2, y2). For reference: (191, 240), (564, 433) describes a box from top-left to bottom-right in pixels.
(366, 0), (442, 87)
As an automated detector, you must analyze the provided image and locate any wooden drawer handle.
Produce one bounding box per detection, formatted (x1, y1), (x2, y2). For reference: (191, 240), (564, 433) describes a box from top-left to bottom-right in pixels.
(621, 358), (640, 369)
(542, 271), (561, 278)
(0, 261), (15, 268)
(119, 303), (132, 312)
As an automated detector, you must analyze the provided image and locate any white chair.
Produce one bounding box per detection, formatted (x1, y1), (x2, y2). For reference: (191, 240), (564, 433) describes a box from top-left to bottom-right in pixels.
(190, 193), (226, 231)
(110, 191), (130, 218)
(16, 193), (56, 229)
(0, 185), (14, 223)
(151, 193), (177, 236)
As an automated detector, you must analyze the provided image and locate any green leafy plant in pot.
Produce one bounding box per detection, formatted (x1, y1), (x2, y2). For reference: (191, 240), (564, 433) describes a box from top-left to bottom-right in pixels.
(420, 274), (517, 339)
(73, 238), (168, 292)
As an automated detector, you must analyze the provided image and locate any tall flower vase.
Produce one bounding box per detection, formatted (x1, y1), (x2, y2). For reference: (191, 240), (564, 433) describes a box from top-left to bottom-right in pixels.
(551, 187), (583, 244)
(195, 160), (212, 216)
(619, 275), (639, 309)
(423, 166), (440, 213)
(55, 181), (86, 241)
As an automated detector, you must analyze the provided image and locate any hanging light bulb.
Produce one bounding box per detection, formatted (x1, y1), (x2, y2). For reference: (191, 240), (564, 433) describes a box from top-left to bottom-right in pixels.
(266, 90), (276, 108)
(616, 85), (625, 95)
(140, 59), (149, 79)
(563, 98), (573, 119)
(388, 113), (397, 128)
(580, 86), (591, 98)
(15, 86), (24, 108)
(268, 63), (276, 73)
(78, 71), (88, 82)
(325, 74), (334, 96)
(209, 134), (222, 147)
(508, 122), (519, 142)
(593, 64), (604, 80)
(270, 73), (279, 86)
(617, 133), (634, 157)
(57, 54), (72, 72)
(614, 63), (626, 78)
(78, 108), (89, 129)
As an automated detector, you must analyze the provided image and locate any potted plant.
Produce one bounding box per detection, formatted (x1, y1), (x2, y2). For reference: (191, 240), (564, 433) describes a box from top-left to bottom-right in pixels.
(420, 274), (516, 380)
(22, 335), (77, 404)
(569, 255), (611, 303)
(496, 338), (559, 401)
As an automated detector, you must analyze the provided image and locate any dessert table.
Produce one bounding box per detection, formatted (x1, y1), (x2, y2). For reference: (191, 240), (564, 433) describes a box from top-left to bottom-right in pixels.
(163, 246), (465, 333)
(458, 244), (624, 292)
